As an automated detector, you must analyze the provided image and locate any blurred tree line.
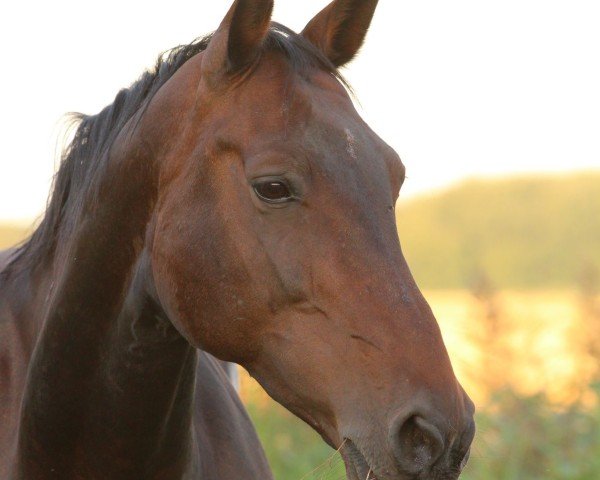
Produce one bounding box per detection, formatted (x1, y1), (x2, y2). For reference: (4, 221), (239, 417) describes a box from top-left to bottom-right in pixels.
(396, 171), (600, 289)
(459, 267), (600, 479)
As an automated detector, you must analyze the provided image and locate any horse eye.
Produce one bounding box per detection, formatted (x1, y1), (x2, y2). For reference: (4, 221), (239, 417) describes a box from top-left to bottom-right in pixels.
(253, 180), (293, 203)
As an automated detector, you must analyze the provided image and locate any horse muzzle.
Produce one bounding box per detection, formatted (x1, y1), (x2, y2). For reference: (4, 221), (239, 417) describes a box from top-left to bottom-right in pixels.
(340, 397), (475, 480)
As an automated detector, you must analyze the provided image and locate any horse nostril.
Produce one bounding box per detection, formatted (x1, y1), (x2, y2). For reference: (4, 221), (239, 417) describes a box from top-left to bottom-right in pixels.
(390, 414), (445, 476)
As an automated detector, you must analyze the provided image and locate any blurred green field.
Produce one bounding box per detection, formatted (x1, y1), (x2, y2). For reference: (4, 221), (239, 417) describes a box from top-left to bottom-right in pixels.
(245, 400), (346, 480)
(245, 383), (600, 480)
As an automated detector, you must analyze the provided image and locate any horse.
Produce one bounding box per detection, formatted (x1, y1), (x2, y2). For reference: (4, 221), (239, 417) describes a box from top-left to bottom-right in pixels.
(0, 0), (475, 479)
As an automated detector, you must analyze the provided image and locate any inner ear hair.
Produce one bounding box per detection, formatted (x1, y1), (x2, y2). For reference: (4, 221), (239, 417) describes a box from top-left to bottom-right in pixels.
(301, 0), (379, 67)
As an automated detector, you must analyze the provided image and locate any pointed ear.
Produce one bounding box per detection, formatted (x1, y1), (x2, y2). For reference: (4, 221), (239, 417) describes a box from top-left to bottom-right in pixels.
(301, 0), (378, 67)
(202, 0), (274, 84)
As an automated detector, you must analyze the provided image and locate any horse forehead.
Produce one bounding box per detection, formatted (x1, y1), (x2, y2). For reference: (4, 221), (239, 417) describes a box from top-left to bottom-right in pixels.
(244, 69), (387, 172)
(298, 91), (382, 165)
(238, 57), (353, 123)
(207, 58), (388, 172)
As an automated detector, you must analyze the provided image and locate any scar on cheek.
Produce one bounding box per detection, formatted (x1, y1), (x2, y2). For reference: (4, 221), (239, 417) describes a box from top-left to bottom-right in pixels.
(345, 128), (357, 160)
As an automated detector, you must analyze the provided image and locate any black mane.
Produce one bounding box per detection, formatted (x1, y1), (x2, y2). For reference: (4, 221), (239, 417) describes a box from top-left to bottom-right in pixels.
(6, 23), (343, 274)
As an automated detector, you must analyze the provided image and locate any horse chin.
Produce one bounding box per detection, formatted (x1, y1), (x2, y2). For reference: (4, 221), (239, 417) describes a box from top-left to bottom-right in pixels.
(342, 440), (379, 480)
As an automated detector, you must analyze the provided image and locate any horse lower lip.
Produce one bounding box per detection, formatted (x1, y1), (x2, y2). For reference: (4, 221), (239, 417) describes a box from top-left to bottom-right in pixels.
(352, 462), (378, 480)
(344, 439), (378, 480)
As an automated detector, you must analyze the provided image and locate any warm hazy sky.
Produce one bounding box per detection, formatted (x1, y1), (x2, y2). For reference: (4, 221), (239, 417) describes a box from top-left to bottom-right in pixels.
(1, 0), (598, 222)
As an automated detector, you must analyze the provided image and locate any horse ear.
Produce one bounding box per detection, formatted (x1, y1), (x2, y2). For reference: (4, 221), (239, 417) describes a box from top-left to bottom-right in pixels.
(202, 0), (274, 83)
(301, 0), (378, 67)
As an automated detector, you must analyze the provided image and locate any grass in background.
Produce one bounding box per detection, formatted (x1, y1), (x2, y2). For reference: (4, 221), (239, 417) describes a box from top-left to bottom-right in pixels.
(463, 386), (600, 480)
(245, 385), (600, 480)
(246, 400), (346, 480)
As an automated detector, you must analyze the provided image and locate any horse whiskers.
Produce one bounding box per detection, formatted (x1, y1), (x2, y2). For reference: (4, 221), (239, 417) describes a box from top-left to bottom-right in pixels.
(299, 438), (347, 480)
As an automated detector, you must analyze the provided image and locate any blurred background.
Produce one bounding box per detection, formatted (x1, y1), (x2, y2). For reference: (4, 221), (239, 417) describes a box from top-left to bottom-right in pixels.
(1, 0), (599, 478)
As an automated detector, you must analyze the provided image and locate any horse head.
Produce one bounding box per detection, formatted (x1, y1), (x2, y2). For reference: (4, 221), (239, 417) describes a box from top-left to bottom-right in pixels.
(143, 1), (475, 478)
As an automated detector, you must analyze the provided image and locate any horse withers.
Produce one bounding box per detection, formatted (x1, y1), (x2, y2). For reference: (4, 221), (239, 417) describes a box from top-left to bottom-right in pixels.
(0, 1), (475, 479)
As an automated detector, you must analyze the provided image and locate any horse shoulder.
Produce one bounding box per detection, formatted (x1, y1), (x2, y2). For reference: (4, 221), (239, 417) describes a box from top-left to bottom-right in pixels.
(193, 351), (273, 480)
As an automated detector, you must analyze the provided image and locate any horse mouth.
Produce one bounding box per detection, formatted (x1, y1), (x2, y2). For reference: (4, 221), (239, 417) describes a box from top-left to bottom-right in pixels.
(342, 439), (379, 480)
(341, 437), (472, 480)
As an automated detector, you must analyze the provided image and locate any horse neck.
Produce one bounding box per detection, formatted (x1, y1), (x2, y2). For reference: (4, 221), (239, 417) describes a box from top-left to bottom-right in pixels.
(15, 142), (198, 478)
(17, 249), (198, 478)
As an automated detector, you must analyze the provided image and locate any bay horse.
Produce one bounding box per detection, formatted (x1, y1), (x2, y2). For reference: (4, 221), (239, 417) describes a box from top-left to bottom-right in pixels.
(0, 0), (475, 479)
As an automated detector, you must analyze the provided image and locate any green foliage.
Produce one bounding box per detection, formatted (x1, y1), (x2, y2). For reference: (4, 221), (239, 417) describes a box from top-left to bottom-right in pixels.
(396, 171), (600, 289)
(246, 401), (346, 480)
(462, 386), (600, 480)
(247, 385), (600, 480)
